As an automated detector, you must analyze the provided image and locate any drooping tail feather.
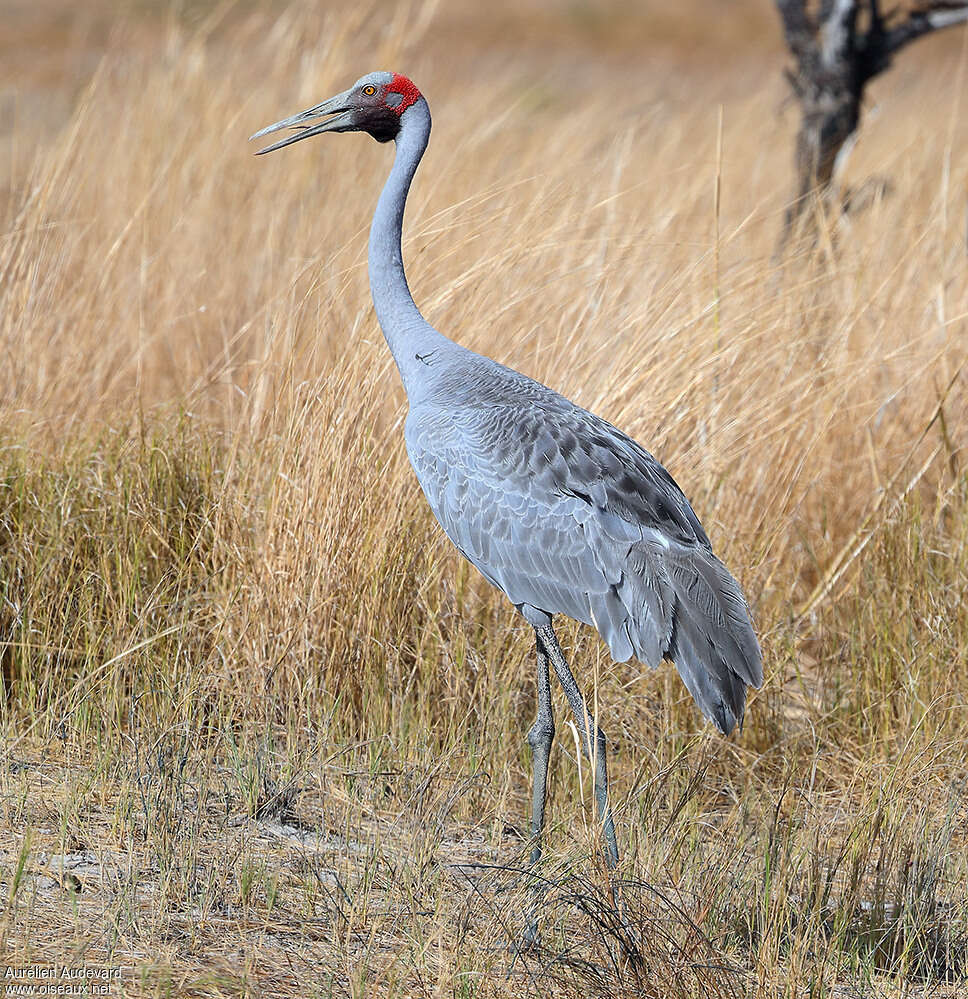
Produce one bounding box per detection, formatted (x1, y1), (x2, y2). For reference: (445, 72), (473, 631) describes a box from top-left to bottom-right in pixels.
(663, 547), (762, 735)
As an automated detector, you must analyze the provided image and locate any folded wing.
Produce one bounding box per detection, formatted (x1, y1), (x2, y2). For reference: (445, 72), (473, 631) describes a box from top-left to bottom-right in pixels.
(406, 382), (762, 735)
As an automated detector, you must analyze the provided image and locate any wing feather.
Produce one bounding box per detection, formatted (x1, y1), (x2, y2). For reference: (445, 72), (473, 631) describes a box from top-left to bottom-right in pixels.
(404, 357), (761, 736)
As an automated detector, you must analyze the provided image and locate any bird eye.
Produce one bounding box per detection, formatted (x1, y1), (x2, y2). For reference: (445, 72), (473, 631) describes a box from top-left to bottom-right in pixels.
(362, 85), (376, 96)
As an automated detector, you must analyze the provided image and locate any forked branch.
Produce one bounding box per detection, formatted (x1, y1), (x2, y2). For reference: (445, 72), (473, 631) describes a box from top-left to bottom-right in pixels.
(775, 0), (968, 250)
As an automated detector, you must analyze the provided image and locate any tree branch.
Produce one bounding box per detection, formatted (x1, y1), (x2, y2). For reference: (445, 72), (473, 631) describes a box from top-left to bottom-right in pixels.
(884, 3), (968, 56)
(819, 0), (860, 70)
(776, 0), (817, 61)
(867, 0), (886, 33)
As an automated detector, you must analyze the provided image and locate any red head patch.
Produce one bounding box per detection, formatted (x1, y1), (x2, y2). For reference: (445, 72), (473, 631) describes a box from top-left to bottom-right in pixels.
(387, 74), (421, 116)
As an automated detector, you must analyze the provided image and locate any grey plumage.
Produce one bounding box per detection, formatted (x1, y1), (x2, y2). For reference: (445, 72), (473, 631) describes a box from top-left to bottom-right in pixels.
(253, 70), (762, 945)
(406, 352), (761, 734)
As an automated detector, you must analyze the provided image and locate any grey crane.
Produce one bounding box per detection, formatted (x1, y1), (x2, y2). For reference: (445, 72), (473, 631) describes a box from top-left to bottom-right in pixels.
(252, 71), (762, 939)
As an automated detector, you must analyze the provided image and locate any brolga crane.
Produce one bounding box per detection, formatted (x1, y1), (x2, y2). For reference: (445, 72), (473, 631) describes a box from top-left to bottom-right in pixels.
(252, 71), (762, 942)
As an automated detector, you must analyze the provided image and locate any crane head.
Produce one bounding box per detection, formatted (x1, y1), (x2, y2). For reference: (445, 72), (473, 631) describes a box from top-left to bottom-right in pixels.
(251, 72), (422, 153)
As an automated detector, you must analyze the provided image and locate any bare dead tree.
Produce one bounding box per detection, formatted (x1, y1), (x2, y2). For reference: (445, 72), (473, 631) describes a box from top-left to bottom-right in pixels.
(775, 0), (968, 248)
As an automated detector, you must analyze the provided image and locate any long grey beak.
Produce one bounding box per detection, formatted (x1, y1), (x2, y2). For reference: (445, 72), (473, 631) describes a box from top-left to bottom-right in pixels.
(250, 90), (355, 154)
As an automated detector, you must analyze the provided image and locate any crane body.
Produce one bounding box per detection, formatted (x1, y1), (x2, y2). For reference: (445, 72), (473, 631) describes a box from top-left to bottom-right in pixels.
(252, 71), (762, 943)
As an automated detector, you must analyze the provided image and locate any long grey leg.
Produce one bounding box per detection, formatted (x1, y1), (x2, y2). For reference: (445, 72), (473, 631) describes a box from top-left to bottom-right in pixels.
(527, 630), (555, 868)
(537, 624), (619, 868)
(522, 630), (555, 948)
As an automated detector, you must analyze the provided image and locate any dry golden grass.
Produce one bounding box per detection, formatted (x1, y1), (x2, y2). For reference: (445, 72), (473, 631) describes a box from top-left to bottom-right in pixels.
(1, 1), (968, 996)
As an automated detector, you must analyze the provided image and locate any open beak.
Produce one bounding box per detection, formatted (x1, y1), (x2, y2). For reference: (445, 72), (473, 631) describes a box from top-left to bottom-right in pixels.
(250, 89), (356, 154)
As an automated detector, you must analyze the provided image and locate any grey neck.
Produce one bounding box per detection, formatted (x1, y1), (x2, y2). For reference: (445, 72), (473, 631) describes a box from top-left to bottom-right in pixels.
(368, 97), (451, 398)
